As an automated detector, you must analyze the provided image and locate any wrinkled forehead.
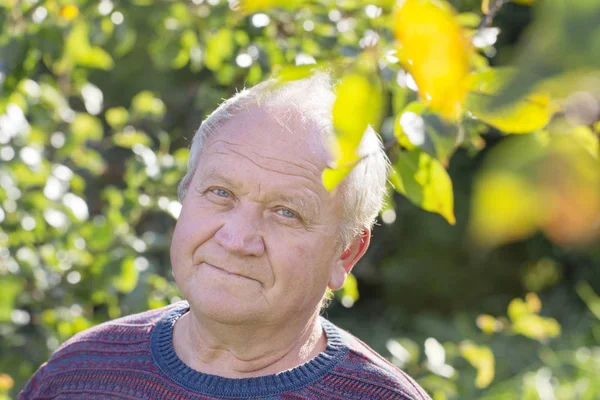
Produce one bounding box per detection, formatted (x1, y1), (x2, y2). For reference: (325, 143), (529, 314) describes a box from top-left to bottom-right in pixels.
(211, 104), (335, 169)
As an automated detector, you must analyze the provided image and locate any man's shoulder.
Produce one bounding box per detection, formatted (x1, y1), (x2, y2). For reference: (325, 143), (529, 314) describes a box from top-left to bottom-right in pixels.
(50, 302), (181, 360)
(327, 322), (431, 400)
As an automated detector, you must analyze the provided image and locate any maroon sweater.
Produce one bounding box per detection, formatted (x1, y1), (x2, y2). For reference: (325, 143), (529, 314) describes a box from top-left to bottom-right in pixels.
(20, 302), (431, 399)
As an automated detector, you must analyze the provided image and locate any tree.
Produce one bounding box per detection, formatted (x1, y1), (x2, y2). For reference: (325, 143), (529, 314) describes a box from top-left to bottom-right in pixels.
(1, 0), (599, 398)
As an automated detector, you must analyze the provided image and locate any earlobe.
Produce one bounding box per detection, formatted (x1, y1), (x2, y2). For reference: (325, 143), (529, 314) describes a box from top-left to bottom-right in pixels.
(328, 229), (371, 291)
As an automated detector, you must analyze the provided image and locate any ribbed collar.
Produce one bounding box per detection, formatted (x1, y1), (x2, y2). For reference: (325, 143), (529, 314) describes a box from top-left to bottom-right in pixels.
(150, 302), (349, 398)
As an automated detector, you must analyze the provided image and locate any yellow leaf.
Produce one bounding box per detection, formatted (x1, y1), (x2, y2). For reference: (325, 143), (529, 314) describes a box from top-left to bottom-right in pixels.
(324, 73), (383, 191)
(105, 107), (130, 129)
(0, 373), (14, 391)
(466, 68), (555, 134)
(507, 298), (529, 321)
(460, 342), (495, 388)
(60, 5), (79, 21)
(394, 0), (470, 121)
(513, 314), (561, 341)
(469, 172), (542, 247)
(393, 149), (455, 224)
(512, 0), (537, 5)
(481, 0), (490, 14)
(569, 126), (599, 159)
(333, 74), (383, 157)
(476, 314), (502, 334)
(237, 0), (306, 14)
(322, 160), (360, 192)
(525, 292), (542, 313)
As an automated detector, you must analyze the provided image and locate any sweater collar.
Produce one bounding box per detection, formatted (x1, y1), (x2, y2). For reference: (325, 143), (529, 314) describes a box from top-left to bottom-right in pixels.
(151, 302), (349, 398)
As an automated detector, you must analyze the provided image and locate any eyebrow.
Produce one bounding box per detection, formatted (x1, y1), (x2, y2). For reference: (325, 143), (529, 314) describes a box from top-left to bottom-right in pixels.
(196, 167), (242, 190)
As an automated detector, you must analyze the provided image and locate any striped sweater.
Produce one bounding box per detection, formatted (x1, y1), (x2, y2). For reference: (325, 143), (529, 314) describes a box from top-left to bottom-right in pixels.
(20, 302), (431, 400)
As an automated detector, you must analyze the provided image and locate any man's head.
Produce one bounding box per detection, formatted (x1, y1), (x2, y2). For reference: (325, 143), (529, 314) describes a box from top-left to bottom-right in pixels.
(170, 74), (389, 326)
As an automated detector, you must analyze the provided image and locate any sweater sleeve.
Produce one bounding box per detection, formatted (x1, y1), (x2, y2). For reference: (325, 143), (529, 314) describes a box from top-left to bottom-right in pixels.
(19, 362), (48, 400)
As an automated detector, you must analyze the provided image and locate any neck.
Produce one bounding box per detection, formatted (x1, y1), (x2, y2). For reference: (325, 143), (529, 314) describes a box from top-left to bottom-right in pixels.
(172, 310), (326, 378)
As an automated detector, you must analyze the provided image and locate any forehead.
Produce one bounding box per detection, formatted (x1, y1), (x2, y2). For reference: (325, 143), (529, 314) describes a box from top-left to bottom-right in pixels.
(204, 106), (332, 172)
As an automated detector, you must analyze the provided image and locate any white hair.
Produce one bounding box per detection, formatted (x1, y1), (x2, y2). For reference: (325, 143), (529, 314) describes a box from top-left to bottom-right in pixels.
(178, 73), (390, 247)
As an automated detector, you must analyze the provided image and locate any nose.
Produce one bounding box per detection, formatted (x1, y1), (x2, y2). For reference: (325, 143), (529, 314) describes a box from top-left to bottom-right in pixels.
(214, 207), (265, 257)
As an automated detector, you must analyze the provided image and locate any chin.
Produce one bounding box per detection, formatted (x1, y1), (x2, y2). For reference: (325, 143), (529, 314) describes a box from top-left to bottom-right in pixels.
(188, 290), (268, 325)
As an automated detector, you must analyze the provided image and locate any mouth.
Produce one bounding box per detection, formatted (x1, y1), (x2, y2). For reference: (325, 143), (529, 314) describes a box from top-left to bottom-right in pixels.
(202, 262), (257, 282)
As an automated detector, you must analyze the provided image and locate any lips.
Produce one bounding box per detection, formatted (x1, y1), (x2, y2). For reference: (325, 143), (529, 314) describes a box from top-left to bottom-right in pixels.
(203, 262), (256, 281)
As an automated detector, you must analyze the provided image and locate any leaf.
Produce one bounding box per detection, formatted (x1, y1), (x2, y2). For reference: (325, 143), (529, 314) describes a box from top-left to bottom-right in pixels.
(324, 73), (383, 191)
(236, 0), (307, 14)
(274, 65), (320, 83)
(113, 130), (152, 148)
(60, 5), (79, 21)
(332, 74), (383, 158)
(0, 277), (24, 322)
(392, 149), (455, 224)
(394, 0), (470, 121)
(466, 69), (555, 134)
(336, 273), (359, 308)
(576, 281), (600, 320)
(568, 126), (599, 159)
(105, 107), (130, 129)
(322, 160), (360, 192)
(460, 342), (495, 388)
(131, 91), (166, 117)
(512, 314), (561, 341)
(71, 113), (104, 143)
(204, 30), (234, 71)
(112, 257), (140, 294)
(469, 172), (541, 247)
(491, 0), (600, 106)
(64, 22), (114, 70)
(395, 102), (461, 165)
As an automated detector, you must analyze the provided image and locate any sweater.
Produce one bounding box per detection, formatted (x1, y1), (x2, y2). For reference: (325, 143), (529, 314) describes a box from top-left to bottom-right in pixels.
(20, 302), (431, 400)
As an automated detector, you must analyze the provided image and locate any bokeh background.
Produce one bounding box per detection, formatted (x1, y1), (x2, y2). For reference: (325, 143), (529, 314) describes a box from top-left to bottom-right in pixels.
(1, 0), (600, 399)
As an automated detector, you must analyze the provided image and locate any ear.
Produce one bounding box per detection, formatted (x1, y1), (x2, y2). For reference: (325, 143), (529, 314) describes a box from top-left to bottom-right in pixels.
(328, 229), (371, 291)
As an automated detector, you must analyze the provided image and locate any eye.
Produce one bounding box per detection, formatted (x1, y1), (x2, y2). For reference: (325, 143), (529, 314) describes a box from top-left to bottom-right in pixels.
(211, 188), (230, 198)
(277, 208), (297, 218)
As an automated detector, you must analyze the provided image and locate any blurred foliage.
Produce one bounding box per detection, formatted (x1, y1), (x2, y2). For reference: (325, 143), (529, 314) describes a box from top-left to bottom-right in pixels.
(1, 0), (600, 399)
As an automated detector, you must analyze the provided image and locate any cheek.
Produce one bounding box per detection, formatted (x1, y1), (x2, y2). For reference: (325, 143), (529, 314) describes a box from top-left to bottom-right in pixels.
(272, 233), (334, 286)
(170, 202), (220, 273)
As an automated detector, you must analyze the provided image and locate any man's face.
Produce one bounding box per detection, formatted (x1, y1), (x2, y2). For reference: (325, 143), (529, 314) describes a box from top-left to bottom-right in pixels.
(170, 107), (345, 325)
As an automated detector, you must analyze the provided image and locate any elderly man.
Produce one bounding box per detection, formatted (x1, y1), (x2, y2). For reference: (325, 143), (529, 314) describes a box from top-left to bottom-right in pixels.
(21, 74), (431, 400)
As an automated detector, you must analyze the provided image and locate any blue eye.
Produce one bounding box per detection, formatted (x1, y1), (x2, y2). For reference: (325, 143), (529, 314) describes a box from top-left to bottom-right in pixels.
(213, 188), (229, 197)
(278, 208), (296, 218)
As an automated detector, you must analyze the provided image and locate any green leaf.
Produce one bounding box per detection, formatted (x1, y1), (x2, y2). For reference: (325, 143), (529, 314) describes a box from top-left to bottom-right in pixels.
(576, 282), (600, 320)
(113, 130), (152, 148)
(0, 277), (24, 322)
(392, 149), (456, 224)
(71, 113), (104, 143)
(105, 107), (130, 129)
(274, 65), (320, 83)
(460, 342), (495, 388)
(491, 0), (600, 106)
(336, 273), (359, 308)
(465, 69), (555, 134)
(204, 29), (234, 71)
(131, 91), (166, 118)
(112, 257), (140, 294)
(65, 21), (114, 70)
(395, 101), (460, 165)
